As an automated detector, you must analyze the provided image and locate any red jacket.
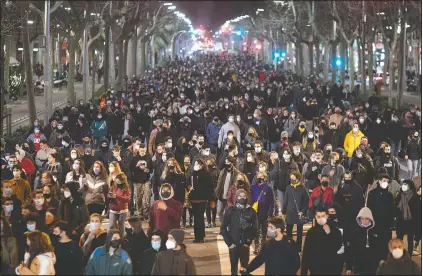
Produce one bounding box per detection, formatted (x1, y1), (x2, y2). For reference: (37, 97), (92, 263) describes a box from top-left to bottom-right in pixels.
(21, 157), (36, 184)
(308, 186), (334, 209)
(109, 186), (130, 212)
(258, 72), (266, 82)
(147, 198), (183, 237)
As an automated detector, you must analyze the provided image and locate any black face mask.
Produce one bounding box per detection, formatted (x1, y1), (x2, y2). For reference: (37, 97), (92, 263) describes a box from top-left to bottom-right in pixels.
(257, 178), (264, 184)
(328, 214), (338, 224)
(110, 239), (121, 248)
(321, 181), (329, 187)
(161, 190), (171, 199)
(237, 198), (247, 205)
(43, 193), (51, 199)
(237, 180), (245, 187)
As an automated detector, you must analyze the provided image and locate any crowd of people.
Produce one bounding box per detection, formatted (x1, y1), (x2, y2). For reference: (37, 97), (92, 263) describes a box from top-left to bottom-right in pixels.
(1, 52), (422, 275)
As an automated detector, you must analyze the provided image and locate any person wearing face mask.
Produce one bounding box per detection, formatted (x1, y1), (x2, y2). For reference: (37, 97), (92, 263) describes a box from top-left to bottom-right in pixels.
(344, 207), (382, 275)
(151, 229), (196, 275)
(218, 114), (241, 151)
(27, 127), (47, 152)
(147, 184), (183, 239)
(85, 161), (109, 216)
(1, 215), (19, 274)
(291, 142), (308, 172)
(251, 173), (275, 254)
(386, 113), (404, 156)
(221, 189), (258, 275)
(394, 180), (421, 256)
(282, 171), (308, 252)
(79, 213), (107, 266)
(90, 113), (108, 148)
(148, 119), (163, 156)
(85, 229), (132, 275)
(349, 146), (375, 191)
(301, 207), (342, 276)
(322, 122), (342, 149)
(303, 131), (318, 156)
(367, 174), (396, 261)
(108, 173), (130, 237)
(242, 217), (300, 276)
(122, 216), (150, 275)
(374, 145), (400, 182)
(308, 174), (334, 217)
(329, 107), (344, 127)
(243, 127), (260, 152)
(404, 131), (422, 179)
(9, 165), (32, 204)
(321, 152), (345, 191)
(376, 238), (420, 275)
(138, 230), (165, 275)
(206, 116), (223, 155)
(52, 221), (83, 275)
(284, 111), (300, 138)
(344, 122), (364, 158)
(291, 120), (308, 144)
(160, 158), (185, 205)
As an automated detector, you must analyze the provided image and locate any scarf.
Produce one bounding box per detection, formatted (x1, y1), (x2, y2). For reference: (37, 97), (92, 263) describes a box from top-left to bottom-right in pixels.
(291, 181), (301, 188)
(397, 190), (413, 220)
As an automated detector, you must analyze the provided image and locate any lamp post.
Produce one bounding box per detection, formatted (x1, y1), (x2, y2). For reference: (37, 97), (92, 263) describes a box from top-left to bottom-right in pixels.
(82, 9), (89, 102)
(43, 0), (52, 124)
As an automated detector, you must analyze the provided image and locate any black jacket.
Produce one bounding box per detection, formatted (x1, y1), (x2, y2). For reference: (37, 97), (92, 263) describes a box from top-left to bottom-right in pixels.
(282, 184), (309, 225)
(404, 136), (421, 160)
(367, 186), (396, 231)
(188, 169), (213, 201)
(160, 172), (185, 204)
(220, 205), (258, 247)
(301, 224), (342, 275)
(245, 237), (300, 275)
(334, 180), (364, 222)
(277, 160), (299, 193)
(123, 228), (150, 274)
(376, 251), (420, 275)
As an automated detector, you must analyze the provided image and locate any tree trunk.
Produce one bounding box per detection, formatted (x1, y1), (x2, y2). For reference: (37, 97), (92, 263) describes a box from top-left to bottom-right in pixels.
(331, 41), (337, 83)
(116, 40), (124, 89)
(348, 41), (355, 84)
(104, 27), (109, 91)
(360, 38), (367, 96)
(323, 42), (329, 81)
(67, 37), (78, 105)
(78, 47), (83, 74)
(123, 38), (129, 78)
(0, 34), (5, 134)
(128, 34), (137, 77)
(368, 39), (374, 94)
(4, 38), (11, 95)
(388, 52), (395, 106)
(20, 1), (36, 123)
(91, 49), (96, 100)
(340, 40), (346, 86)
(140, 40), (146, 75)
(315, 40), (320, 76)
(309, 42), (313, 75)
(383, 40), (389, 86)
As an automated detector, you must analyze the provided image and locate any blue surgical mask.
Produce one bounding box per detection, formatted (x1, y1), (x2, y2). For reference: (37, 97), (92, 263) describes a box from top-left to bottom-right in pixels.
(27, 224), (36, 231)
(5, 205), (13, 213)
(4, 188), (12, 196)
(151, 241), (161, 251)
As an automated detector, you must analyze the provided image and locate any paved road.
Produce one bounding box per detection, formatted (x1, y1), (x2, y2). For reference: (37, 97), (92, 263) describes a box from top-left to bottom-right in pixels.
(4, 79), (95, 132)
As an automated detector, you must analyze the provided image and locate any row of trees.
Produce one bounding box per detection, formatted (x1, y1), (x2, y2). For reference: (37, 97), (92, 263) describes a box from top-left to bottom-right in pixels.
(1, 0), (191, 124)
(233, 0), (421, 106)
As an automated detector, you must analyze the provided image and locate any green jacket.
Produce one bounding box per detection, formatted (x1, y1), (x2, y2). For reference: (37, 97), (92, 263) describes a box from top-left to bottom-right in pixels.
(85, 246), (132, 276)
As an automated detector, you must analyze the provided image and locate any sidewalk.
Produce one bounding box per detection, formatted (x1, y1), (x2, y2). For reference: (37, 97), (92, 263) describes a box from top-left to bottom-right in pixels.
(4, 78), (94, 132)
(379, 86), (422, 107)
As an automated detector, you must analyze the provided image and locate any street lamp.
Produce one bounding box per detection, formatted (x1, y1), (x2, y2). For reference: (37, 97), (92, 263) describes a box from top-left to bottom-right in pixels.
(168, 5), (176, 10)
(164, 2), (173, 5)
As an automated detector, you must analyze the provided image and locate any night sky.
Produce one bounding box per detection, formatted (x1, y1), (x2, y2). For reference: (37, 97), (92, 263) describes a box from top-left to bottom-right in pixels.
(176, 1), (266, 31)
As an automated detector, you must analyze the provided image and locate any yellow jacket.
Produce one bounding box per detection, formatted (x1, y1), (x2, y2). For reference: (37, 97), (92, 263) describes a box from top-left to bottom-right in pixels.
(344, 130), (364, 157)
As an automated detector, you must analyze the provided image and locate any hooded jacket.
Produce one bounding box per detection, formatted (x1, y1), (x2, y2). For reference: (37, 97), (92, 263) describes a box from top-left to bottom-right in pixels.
(221, 189), (258, 247)
(218, 121), (241, 148)
(344, 130), (364, 157)
(85, 246), (132, 275)
(345, 207), (382, 275)
(151, 247), (196, 276)
(147, 185), (183, 237)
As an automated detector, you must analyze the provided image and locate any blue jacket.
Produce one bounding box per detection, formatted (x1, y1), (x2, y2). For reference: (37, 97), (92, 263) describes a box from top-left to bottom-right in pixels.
(91, 119), (108, 138)
(251, 181), (275, 219)
(85, 246), (132, 275)
(206, 121), (222, 145)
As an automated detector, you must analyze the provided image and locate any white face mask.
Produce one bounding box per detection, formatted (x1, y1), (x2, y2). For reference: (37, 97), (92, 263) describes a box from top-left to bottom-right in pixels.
(72, 163), (80, 170)
(293, 148), (300, 156)
(353, 127), (359, 132)
(247, 156), (254, 162)
(255, 147), (262, 153)
(166, 143), (172, 148)
(162, 155), (167, 162)
(392, 248), (404, 259)
(359, 118), (365, 123)
(317, 217), (327, 226)
(203, 150), (210, 156)
(376, 118), (381, 124)
(166, 240), (176, 250)
(228, 118), (234, 123)
(193, 165), (200, 171)
(308, 134), (314, 139)
(380, 181), (389, 189)
(401, 185), (409, 192)
(64, 191), (71, 198)
(13, 171), (21, 178)
(35, 198), (44, 206)
(134, 145), (140, 151)
(61, 141), (69, 147)
(109, 167), (115, 173)
(259, 167), (266, 173)
(283, 154), (290, 160)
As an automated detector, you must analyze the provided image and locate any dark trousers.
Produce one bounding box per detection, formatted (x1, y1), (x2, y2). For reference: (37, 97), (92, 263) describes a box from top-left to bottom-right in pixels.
(192, 202), (207, 241)
(229, 245), (250, 275)
(396, 219), (415, 255)
(87, 203), (105, 216)
(128, 178), (135, 215)
(286, 223), (304, 252)
(206, 201), (217, 224)
(182, 207), (193, 225)
(254, 217), (268, 251)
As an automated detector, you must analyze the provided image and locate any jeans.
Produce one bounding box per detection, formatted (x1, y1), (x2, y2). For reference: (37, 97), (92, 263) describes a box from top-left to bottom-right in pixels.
(133, 181), (151, 219)
(407, 159), (421, 179)
(390, 140), (401, 156)
(286, 223), (304, 252)
(109, 211), (128, 238)
(217, 199), (227, 225)
(229, 245), (250, 275)
(276, 190), (284, 213)
(270, 142), (279, 152)
(192, 202), (207, 241)
(87, 203), (105, 216)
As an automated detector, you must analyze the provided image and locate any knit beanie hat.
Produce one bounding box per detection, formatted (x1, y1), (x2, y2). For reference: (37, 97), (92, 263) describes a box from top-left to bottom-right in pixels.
(169, 229), (185, 245)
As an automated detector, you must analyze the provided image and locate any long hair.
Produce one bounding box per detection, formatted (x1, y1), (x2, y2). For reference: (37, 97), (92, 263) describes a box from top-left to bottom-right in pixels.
(71, 159), (86, 180)
(26, 230), (54, 268)
(41, 171), (56, 186)
(194, 158), (209, 172)
(161, 158), (183, 180)
(89, 161), (108, 180)
(107, 161), (122, 186)
(113, 172), (130, 192)
(1, 215), (12, 240)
